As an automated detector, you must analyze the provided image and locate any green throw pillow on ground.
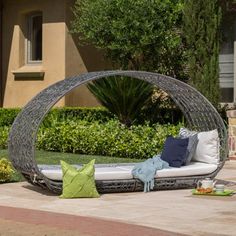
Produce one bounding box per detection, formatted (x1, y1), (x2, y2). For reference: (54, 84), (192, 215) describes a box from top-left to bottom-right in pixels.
(60, 159), (100, 198)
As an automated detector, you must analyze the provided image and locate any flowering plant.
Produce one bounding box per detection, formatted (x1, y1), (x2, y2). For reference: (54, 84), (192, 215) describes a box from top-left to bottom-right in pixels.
(0, 158), (14, 183)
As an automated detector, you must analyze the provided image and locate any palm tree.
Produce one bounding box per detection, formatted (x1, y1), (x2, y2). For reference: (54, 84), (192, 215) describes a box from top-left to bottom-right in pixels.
(87, 76), (153, 127)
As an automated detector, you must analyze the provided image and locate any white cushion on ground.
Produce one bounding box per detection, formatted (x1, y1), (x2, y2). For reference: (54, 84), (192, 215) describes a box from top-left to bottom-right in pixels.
(40, 162), (218, 181)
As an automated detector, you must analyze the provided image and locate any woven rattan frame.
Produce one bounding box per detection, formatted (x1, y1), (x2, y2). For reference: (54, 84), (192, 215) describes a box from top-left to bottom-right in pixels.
(8, 71), (228, 193)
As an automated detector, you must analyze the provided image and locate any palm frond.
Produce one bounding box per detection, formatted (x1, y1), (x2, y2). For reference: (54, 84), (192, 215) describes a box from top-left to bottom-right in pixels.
(87, 76), (153, 127)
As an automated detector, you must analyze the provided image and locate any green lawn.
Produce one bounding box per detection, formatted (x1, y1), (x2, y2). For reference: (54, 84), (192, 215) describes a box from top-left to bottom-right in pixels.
(0, 149), (143, 182)
(0, 149), (143, 164)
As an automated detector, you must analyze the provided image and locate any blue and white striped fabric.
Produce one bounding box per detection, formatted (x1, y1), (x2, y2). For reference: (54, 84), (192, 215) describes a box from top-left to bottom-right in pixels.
(179, 128), (199, 165)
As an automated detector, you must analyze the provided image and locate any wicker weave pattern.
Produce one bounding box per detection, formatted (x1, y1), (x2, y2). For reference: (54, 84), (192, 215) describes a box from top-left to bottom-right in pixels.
(8, 71), (228, 193)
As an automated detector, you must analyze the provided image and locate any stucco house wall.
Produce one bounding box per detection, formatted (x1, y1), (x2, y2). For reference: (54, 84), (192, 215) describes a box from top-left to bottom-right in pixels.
(1, 0), (105, 108)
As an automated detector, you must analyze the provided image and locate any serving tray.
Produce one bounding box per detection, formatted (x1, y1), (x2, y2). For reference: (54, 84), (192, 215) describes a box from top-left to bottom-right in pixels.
(192, 189), (235, 196)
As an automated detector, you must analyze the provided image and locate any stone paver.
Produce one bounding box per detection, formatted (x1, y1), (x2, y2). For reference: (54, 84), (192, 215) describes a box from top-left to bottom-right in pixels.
(0, 205), (184, 236)
(0, 160), (236, 236)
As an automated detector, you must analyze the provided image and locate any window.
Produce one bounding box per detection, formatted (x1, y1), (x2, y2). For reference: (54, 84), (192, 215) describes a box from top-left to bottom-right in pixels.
(219, 14), (236, 103)
(27, 13), (42, 63)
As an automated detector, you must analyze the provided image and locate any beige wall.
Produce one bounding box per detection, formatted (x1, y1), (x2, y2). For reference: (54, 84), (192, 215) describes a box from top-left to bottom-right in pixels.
(64, 0), (97, 107)
(64, 0), (111, 107)
(2, 0), (107, 108)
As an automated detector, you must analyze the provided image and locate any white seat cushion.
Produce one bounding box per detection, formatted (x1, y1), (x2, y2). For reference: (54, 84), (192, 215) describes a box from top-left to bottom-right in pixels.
(40, 165), (134, 181)
(40, 162), (218, 181)
(95, 167), (134, 180)
(155, 162), (218, 178)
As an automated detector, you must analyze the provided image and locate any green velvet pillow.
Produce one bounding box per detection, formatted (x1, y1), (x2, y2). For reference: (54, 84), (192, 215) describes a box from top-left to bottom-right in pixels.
(60, 159), (100, 198)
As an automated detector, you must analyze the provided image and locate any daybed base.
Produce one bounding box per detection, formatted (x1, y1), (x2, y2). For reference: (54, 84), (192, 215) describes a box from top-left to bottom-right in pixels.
(22, 166), (222, 194)
(8, 71), (228, 194)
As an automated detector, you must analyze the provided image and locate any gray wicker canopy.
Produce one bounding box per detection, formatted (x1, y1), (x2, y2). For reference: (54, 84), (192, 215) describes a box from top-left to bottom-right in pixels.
(8, 71), (228, 193)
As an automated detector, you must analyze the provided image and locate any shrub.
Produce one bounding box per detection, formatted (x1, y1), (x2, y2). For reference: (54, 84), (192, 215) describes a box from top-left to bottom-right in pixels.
(0, 158), (15, 183)
(0, 126), (10, 149)
(37, 120), (182, 159)
(0, 108), (20, 127)
(138, 91), (184, 125)
(0, 107), (184, 129)
(71, 0), (186, 126)
(183, 0), (221, 107)
(0, 108), (183, 155)
(87, 76), (154, 127)
(0, 107), (115, 128)
(41, 107), (115, 128)
(71, 0), (185, 77)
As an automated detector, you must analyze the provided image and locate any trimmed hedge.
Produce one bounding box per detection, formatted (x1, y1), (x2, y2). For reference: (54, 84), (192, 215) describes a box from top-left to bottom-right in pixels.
(0, 120), (181, 159)
(0, 106), (226, 159)
(0, 108), (21, 127)
(37, 120), (181, 159)
(42, 107), (115, 127)
(0, 104), (227, 128)
(0, 107), (183, 159)
(0, 107), (115, 127)
(0, 126), (9, 149)
(0, 106), (185, 128)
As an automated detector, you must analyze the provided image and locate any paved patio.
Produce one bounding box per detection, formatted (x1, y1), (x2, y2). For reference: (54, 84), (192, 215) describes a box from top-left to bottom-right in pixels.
(0, 161), (236, 236)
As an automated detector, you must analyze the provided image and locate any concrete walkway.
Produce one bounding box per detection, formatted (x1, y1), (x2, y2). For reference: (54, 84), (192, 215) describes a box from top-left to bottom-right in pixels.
(0, 161), (236, 235)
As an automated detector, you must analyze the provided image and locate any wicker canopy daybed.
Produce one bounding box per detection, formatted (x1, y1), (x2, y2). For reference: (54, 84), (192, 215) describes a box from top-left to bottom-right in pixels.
(8, 71), (228, 194)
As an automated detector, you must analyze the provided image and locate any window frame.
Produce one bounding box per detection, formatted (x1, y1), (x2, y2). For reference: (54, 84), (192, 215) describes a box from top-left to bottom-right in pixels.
(26, 12), (43, 64)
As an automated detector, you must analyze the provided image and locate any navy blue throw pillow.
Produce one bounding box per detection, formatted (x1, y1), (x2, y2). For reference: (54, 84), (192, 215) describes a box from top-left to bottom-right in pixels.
(160, 136), (189, 168)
